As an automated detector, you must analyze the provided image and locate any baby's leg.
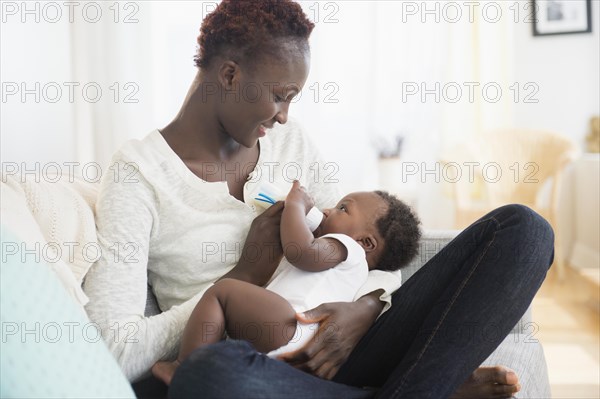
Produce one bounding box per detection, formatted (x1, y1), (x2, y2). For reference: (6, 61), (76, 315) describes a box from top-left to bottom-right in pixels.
(154, 278), (297, 386)
(152, 360), (179, 386)
(180, 278), (297, 359)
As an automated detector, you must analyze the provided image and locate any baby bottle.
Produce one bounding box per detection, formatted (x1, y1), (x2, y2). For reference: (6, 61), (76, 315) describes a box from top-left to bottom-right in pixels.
(253, 181), (324, 232)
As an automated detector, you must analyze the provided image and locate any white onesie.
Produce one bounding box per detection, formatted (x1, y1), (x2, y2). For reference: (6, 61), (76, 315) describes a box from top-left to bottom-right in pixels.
(265, 233), (369, 357)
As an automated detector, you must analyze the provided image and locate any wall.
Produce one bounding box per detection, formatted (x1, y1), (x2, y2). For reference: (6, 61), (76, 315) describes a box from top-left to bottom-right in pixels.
(512, 0), (600, 264)
(513, 1), (599, 145)
(0, 7), (76, 165)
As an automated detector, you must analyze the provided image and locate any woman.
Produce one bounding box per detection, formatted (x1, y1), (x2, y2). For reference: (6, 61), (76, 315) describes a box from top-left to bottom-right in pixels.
(83, 1), (554, 398)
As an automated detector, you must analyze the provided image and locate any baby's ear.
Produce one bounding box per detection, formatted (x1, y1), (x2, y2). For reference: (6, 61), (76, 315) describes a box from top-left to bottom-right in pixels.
(358, 235), (377, 253)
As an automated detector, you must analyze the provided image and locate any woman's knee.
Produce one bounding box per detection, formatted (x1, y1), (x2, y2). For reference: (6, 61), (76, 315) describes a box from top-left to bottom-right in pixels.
(494, 204), (555, 267)
(502, 204), (553, 239)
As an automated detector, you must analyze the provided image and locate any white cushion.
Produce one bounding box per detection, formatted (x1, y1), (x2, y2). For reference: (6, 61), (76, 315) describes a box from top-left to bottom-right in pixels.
(1, 225), (135, 398)
(1, 172), (99, 306)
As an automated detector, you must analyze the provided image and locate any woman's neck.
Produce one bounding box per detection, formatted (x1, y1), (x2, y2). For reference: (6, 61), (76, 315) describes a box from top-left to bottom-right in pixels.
(161, 72), (243, 162)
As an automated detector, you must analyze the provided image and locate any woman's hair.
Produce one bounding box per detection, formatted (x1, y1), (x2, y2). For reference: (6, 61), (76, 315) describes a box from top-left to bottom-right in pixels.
(194, 0), (315, 71)
(374, 191), (422, 271)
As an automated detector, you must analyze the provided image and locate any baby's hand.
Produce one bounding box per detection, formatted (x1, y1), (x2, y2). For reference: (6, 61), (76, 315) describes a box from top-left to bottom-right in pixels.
(286, 180), (315, 213)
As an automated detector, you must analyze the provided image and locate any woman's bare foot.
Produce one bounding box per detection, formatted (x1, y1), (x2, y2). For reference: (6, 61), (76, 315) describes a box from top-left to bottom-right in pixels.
(152, 360), (180, 386)
(451, 366), (521, 399)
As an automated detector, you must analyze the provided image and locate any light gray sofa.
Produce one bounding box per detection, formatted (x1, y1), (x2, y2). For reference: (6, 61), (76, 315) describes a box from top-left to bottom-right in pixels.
(142, 230), (551, 398)
(1, 171), (550, 398)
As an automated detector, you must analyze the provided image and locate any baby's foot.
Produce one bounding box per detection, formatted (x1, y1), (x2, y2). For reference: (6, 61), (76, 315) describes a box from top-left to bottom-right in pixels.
(451, 366), (521, 399)
(152, 360), (180, 386)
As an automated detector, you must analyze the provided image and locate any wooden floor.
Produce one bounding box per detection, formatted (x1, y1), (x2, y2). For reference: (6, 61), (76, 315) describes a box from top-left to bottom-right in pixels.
(532, 264), (600, 398)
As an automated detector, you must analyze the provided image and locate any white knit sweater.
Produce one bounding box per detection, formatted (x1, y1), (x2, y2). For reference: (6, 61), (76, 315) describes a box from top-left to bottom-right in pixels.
(83, 120), (402, 382)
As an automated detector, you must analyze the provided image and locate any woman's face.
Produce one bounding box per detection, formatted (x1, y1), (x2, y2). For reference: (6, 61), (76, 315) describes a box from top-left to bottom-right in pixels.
(216, 50), (310, 148)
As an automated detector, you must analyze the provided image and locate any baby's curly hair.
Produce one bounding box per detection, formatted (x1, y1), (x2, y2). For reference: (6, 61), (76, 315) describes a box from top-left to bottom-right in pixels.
(194, 0), (315, 71)
(373, 191), (422, 271)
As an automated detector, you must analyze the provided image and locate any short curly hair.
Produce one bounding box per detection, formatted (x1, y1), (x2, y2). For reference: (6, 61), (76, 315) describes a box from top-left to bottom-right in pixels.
(194, 0), (315, 71)
(373, 191), (422, 271)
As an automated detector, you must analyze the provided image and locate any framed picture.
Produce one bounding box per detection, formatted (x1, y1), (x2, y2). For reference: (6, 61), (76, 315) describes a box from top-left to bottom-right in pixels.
(533, 0), (592, 36)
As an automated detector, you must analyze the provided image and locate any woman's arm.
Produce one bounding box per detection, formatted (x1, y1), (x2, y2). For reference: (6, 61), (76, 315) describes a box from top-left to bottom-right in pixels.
(83, 160), (203, 382)
(218, 202), (285, 286)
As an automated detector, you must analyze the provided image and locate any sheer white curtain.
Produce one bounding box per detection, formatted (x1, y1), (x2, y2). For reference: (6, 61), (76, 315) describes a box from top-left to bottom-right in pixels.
(66, 0), (515, 227)
(68, 2), (190, 166)
(293, 1), (516, 227)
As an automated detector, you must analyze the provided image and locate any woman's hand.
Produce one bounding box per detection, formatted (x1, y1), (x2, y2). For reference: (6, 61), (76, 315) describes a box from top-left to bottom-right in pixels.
(219, 201), (284, 286)
(279, 290), (385, 380)
(285, 180), (314, 214)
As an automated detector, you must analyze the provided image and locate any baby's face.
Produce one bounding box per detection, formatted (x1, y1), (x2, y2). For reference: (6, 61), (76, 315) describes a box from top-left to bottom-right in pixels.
(314, 192), (388, 239)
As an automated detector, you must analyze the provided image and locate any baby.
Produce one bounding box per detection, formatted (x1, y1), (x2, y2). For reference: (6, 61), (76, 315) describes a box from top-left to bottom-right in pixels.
(152, 181), (421, 385)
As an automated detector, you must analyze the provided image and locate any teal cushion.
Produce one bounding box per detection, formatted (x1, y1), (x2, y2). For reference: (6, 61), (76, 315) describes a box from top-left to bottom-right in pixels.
(0, 225), (134, 398)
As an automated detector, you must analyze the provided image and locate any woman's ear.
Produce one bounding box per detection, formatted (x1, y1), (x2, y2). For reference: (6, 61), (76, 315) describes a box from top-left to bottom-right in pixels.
(358, 235), (377, 253)
(217, 60), (240, 90)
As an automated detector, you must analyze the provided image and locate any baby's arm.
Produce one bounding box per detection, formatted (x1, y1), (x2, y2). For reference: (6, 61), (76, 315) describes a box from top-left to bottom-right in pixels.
(281, 181), (347, 272)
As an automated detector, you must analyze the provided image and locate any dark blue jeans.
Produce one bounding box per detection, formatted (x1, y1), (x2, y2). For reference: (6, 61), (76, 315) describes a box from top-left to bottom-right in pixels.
(169, 204), (554, 399)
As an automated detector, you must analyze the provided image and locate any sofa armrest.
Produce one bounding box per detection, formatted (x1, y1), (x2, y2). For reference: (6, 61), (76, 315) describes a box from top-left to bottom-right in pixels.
(402, 229), (461, 282)
(401, 229), (532, 330)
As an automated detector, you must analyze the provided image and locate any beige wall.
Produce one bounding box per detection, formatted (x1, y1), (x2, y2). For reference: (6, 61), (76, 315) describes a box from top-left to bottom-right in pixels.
(512, 1), (599, 266)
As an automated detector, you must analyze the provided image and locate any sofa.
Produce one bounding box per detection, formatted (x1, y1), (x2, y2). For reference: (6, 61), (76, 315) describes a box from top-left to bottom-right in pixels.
(0, 172), (551, 398)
